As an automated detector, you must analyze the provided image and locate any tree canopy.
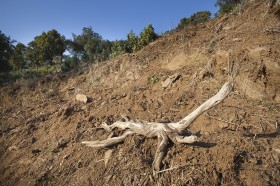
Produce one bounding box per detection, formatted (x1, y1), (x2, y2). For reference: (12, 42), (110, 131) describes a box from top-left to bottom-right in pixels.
(0, 31), (14, 72)
(178, 11), (211, 28)
(9, 43), (26, 70)
(215, 0), (242, 15)
(25, 29), (66, 67)
(139, 24), (158, 47)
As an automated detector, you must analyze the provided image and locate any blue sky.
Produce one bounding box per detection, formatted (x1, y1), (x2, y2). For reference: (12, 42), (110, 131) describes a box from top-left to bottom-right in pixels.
(0, 0), (218, 45)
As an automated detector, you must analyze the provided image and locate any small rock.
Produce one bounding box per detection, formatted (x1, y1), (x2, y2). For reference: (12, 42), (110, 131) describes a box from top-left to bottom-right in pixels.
(217, 121), (229, 129)
(76, 94), (88, 103)
(161, 73), (180, 88)
(233, 38), (242, 42)
(104, 149), (113, 167)
(8, 146), (18, 151)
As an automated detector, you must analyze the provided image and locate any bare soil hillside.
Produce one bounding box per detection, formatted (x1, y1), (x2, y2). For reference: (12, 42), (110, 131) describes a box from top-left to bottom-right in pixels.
(1, 1), (280, 185)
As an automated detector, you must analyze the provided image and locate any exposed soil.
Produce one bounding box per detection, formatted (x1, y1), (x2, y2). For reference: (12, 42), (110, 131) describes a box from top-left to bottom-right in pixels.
(1, 1), (280, 185)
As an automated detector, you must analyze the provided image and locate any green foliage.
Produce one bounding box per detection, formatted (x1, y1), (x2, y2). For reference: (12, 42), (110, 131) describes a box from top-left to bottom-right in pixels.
(61, 55), (79, 71)
(215, 0), (242, 15)
(178, 11), (211, 28)
(148, 75), (159, 84)
(69, 27), (111, 62)
(1, 23), (161, 75)
(9, 43), (27, 70)
(139, 24), (158, 47)
(110, 40), (128, 58)
(126, 24), (157, 53)
(126, 30), (140, 52)
(25, 29), (66, 67)
(0, 66), (58, 84)
(88, 40), (112, 62)
(0, 31), (14, 72)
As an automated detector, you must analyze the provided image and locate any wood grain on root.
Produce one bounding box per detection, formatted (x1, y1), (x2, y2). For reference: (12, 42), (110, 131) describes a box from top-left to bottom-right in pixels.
(82, 82), (233, 175)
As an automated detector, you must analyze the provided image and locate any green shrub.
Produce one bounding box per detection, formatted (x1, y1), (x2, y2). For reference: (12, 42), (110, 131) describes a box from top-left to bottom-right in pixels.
(148, 75), (159, 84)
(126, 31), (140, 52)
(215, 0), (252, 16)
(178, 11), (211, 29)
(61, 56), (79, 72)
(139, 24), (158, 47)
(110, 40), (128, 58)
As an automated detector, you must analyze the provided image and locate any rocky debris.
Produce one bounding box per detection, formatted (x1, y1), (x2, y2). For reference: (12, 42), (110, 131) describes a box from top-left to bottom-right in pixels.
(75, 94), (88, 103)
(161, 73), (180, 88)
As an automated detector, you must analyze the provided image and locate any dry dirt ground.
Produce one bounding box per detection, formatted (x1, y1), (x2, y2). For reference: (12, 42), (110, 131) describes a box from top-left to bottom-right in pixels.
(1, 1), (280, 185)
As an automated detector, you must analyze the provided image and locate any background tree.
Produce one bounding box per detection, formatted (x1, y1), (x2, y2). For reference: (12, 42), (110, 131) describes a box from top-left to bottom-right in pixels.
(215, 0), (242, 15)
(0, 31), (14, 72)
(9, 43), (26, 70)
(178, 11), (211, 28)
(139, 24), (158, 47)
(69, 27), (111, 62)
(25, 40), (40, 67)
(110, 40), (128, 58)
(25, 29), (66, 67)
(126, 30), (140, 52)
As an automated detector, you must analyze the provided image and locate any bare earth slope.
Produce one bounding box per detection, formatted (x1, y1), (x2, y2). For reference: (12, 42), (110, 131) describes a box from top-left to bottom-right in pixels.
(1, 1), (280, 185)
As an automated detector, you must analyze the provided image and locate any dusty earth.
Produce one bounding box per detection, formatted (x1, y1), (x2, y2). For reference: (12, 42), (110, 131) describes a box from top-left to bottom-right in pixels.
(1, 1), (280, 185)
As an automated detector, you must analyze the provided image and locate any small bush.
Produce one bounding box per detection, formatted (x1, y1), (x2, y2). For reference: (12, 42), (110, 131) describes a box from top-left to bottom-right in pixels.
(148, 75), (159, 84)
(110, 40), (127, 58)
(139, 24), (158, 47)
(126, 31), (140, 52)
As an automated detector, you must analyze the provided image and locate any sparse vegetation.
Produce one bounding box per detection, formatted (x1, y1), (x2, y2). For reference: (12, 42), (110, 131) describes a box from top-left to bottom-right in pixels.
(148, 75), (159, 84)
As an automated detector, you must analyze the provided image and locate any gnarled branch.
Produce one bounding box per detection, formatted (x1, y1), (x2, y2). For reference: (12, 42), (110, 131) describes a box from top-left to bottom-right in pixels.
(82, 82), (233, 174)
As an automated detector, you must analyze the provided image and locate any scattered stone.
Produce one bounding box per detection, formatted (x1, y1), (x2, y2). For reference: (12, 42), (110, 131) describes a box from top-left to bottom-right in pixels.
(217, 121), (229, 129)
(104, 149), (113, 166)
(161, 73), (180, 88)
(8, 146), (18, 151)
(233, 38), (243, 42)
(76, 94), (88, 103)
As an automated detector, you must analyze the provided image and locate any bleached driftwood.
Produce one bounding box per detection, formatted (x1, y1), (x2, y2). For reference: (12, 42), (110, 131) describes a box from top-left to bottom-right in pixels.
(82, 82), (233, 174)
